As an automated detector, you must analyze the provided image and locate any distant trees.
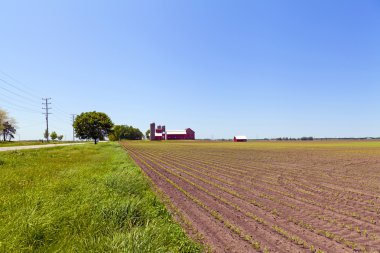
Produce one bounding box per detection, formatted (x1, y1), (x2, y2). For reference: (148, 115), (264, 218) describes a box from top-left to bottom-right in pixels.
(43, 130), (64, 142)
(73, 111), (114, 144)
(50, 131), (58, 141)
(109, 125), (143, 141)
(0, 109), (17, 142)
(274, 137), (314, 141)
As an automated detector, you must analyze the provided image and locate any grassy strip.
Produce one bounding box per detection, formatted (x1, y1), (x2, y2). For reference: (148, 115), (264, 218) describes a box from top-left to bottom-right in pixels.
(0, 142), (201, 252)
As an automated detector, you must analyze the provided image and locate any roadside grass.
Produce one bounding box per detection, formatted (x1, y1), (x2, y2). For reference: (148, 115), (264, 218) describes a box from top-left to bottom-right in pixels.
(0, 142), (201, 252)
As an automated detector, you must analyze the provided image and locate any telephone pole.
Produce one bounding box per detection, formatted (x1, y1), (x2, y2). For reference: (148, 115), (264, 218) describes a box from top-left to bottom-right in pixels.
(71, 114), (77, 142)
(42, 98), (52, 142)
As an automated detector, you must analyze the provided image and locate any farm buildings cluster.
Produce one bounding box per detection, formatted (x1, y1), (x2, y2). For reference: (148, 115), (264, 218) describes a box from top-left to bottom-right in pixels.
(150, 123), (195, 140)
(149, 122), (248, 141)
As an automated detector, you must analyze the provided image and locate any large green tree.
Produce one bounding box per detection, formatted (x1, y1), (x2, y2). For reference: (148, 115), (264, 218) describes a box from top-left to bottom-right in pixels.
(73, 111), (114, 144)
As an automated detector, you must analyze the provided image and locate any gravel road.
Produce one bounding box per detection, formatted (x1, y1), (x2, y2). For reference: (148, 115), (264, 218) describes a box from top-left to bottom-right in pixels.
(0, 143), (85, 152)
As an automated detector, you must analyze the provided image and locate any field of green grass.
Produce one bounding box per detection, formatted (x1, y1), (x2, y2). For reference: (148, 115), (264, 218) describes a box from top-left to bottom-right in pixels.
(0, 142), (201, 252)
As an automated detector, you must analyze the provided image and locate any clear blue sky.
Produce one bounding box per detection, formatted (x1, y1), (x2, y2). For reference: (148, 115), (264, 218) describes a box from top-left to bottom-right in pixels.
(1, 0), (379, 140)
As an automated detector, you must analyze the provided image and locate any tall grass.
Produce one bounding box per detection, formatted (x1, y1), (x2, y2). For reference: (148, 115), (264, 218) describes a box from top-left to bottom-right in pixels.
(0, 142), (201, 252)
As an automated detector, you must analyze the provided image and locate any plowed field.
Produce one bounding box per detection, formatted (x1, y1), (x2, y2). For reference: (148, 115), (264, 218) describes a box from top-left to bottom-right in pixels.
(122, 141), (380, 253)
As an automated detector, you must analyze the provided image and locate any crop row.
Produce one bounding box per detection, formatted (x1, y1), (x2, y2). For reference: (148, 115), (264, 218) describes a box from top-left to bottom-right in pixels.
(130, 144), (380, 241)
(130, 146), (370, 252)
(125, 145), (328, 252)
(127, 148), (267, 252)
(143, 146), (380, 215)
(145, 146), (380, 225)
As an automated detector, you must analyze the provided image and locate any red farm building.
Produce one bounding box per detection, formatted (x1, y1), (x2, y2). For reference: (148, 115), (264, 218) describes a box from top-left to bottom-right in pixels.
(150, 123), (195, 140)
(234, 135), (247, 142)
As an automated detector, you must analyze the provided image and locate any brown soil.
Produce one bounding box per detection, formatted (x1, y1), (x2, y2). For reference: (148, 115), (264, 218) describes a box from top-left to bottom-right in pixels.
(122, 141), (380, 253)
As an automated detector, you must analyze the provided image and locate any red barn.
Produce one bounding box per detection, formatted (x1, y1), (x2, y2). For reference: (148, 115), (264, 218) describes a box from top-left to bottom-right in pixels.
(166, 128), (195, 140)
(150, 123), (195, 140)
(234, 136), (247, 142)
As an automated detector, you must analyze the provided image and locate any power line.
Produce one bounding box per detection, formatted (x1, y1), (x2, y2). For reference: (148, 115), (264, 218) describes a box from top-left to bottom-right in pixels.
(0, 69), (72, 113)
(0, 78), (40, 104)
(51, 114), (71, 124)
(0, 70), (75, 141)
(54, 102), (71, 114)
(0, 95), (41, 113)
(19, 122), (43, 129)
(0, 69), (40, 98)
(42, 98), (52, 142)
(0, 93), (40, 109)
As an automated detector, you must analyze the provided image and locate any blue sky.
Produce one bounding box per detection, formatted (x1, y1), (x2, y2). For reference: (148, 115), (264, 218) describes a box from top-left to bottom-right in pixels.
(0, 0), (379, 140)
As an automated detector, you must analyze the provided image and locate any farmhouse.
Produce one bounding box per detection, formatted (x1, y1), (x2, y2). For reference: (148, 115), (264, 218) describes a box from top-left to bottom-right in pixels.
(234, 136), (247, 142)
(150, 123), (195, 140)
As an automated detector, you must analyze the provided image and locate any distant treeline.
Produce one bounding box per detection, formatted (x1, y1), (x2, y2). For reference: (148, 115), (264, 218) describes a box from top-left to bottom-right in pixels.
(109, 125), (144, 141)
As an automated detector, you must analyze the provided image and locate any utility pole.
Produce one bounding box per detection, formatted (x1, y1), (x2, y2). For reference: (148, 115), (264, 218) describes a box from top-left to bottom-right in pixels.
(71, 114), (76, 142)
(42, 98), (52, 142)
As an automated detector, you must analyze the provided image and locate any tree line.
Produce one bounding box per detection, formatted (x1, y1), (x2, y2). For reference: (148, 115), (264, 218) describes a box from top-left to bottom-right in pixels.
(1, 110), (145, 144)
(73, 111), (144, 144)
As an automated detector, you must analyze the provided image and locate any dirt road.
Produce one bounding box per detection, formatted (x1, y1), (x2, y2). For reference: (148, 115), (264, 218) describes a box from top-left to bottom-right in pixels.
(0, 143), (85, 152)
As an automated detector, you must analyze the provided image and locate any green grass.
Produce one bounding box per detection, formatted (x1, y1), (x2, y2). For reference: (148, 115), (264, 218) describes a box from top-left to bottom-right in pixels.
(0, 142), (201, 252)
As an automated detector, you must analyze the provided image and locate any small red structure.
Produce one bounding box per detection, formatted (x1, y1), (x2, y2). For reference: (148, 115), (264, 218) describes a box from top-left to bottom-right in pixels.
(150, 123), (195, 140)
(234, 136), (247, 142)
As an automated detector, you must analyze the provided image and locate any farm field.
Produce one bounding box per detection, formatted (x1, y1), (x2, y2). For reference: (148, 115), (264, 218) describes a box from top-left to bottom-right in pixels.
(122, 140), (380, 253)
(0, 142), (200, 252)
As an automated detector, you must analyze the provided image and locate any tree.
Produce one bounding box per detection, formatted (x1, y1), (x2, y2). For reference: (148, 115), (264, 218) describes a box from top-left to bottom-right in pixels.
(58, 135), (63, 141)
(2, 121), (16, 141)
(50, 131), (58, 141)
(108, 132), (117, 141)
(73, 111), (114, 144)
(0, 109), (17, 142)
(110, 125), (128, 141)
(145, 129), (151, 140)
